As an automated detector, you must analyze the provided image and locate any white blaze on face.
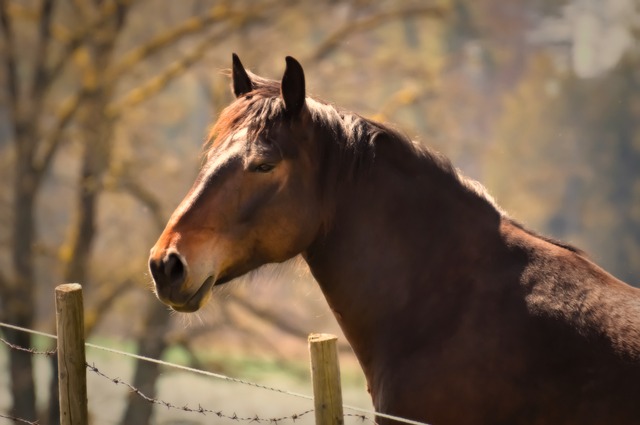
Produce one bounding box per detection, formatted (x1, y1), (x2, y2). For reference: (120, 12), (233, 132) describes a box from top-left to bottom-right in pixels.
(168, 127), (250, 229)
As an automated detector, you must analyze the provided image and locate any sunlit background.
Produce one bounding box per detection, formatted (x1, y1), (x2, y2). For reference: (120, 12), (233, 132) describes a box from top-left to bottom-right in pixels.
(1, 0), (639, 423)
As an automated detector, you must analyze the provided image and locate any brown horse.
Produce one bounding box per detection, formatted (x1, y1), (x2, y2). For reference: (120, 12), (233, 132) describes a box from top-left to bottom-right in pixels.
(149, 54), (640, 425)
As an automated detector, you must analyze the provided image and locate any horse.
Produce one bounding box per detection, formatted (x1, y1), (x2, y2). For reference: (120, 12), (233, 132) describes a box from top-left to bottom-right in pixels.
(149, 54), (640, 425)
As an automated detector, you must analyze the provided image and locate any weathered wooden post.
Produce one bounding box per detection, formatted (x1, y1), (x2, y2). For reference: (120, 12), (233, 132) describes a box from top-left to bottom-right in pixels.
(55, 283), (88, 425)
(308, 333), (344, 425)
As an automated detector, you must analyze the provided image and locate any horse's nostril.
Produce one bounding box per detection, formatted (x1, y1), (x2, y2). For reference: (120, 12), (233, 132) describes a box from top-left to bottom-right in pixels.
(149, 257), (163, 282)
(149, 252), (186, 288)
(164, 253), (185, 286)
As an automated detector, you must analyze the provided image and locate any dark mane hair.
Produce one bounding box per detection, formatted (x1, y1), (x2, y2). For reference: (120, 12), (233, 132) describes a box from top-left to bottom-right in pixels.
(206, 72), (447, 181)
(205, 72), (584, 255)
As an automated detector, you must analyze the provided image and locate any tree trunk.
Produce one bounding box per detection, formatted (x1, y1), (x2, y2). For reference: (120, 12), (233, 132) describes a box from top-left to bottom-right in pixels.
(120, 301), (171, 425)
(46, 3), (128, 419)
(5, 132), (39, 421)
(5, 328), (36, 421)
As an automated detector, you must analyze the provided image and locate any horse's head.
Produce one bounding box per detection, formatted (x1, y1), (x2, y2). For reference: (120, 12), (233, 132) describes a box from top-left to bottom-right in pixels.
(149, 55), (323, 312)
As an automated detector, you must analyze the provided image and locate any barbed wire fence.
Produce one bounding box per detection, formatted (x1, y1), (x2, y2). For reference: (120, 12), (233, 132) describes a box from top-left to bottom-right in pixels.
(0, 321), (429, 425)
(0, 324), (332, 424)
(0, 324), (348, 425)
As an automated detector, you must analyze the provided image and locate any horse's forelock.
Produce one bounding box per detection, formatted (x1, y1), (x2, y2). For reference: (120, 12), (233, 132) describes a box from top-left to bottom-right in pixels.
(203, 85), (285, 159)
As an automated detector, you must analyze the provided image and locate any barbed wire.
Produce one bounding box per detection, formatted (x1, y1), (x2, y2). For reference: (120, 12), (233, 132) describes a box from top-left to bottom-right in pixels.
(88, 360), (374, 424)
(0, 336), (370, 425)
(0, 333), (48, 425)
(0, 412), (39, 424)
(0, 321), (428, 425)
(0, 337), (56, 357)
(0, 335), (321, 424)
(0, 325), (374, 424)
(86, 361), (319, 424)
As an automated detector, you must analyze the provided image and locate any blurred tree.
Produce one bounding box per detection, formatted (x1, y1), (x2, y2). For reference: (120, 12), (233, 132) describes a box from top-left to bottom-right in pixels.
(568, 52), (640, 283)
(439, 0), (639, 285)
(486, 54), (580, 230)
(1, 0), (66, 419)
(0, 0), (275, 422)
(487, 46), (640, 284)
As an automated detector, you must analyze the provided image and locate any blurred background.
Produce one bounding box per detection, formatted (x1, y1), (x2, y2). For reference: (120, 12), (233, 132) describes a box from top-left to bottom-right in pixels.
(0, 0), (638, 423)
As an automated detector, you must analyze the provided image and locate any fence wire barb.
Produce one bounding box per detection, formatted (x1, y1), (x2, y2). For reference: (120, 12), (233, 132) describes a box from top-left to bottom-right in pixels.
(0, 337), (56, 357)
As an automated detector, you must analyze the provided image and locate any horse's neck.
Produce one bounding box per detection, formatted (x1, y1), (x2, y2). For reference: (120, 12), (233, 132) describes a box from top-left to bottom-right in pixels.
(303, 139), (502, 390)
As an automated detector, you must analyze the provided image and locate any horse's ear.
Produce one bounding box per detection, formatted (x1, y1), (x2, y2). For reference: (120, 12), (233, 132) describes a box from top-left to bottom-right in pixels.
(281, 56), (305, 115)
(232, 53), (253, 97)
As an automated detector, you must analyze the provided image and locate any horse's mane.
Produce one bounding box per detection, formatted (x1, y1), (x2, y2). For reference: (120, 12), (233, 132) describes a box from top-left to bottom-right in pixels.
(205, 72), (583, 256)
(206, 72), (466, 189)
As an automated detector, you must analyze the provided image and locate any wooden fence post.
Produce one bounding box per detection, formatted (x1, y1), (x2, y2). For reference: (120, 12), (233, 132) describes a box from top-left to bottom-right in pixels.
(55, 283), (88, 425)
(308, 333), (344, 425)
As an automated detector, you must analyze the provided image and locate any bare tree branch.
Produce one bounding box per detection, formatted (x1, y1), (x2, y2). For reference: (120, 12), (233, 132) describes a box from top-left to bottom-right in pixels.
(4, 2), (37, 21)
(30, 0), (55, 105)
(43, 0), (135, 93)
(85, 278), (135, 334)
(109, 0), (288, 85)
(308, 4), (448, 62)
(112, 0), (129, 30)
(229, 317), (285, 356)
(106, 4), (242, 82)
(228, 293), (310, 340)
(115, 174), (166, 232)
(106, 25), (230, 118)
(32, 87), (90, 180)
(70, 0), (92, 19)
(228, 293), (355, 353)
(372, 86), (438, 122)
(37, 276), (138, 336)
(31, 0), (131, 180)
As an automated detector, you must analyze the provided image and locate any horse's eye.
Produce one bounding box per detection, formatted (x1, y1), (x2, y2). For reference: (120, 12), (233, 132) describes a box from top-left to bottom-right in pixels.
(252, 163), (275, 173)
